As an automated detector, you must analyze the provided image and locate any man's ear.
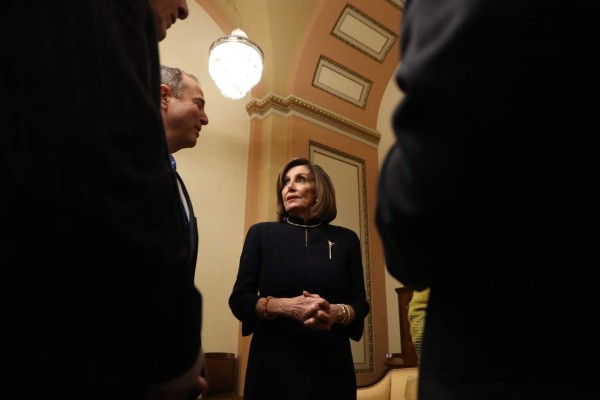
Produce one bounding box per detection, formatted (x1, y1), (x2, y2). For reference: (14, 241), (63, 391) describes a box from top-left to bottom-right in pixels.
(160, 84), (170, 109)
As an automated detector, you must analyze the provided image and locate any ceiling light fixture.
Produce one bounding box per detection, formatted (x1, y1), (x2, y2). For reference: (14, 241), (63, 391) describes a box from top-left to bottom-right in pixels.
(208, 28), (264, 100)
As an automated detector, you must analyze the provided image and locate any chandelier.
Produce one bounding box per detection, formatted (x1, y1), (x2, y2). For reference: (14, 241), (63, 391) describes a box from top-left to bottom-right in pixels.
(208, 29), (264, 100)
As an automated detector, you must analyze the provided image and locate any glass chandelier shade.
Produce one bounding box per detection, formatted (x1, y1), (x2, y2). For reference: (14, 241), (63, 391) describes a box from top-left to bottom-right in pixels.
(208, 29), (264, 100)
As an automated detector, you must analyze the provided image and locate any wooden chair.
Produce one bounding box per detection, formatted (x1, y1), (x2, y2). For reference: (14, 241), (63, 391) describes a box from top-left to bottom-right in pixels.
(204, 352), (241, 399)
(384, 288), (418, 369)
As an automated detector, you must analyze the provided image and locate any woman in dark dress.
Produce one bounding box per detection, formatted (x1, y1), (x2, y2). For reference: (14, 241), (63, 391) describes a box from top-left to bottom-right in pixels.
(229, 157), (370, 400)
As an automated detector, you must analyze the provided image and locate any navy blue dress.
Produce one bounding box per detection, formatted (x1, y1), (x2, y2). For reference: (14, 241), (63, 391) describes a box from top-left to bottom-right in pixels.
(230, 218), (370, 400)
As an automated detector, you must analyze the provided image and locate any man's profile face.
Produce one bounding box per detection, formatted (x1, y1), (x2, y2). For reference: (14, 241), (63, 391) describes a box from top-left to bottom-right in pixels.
(162, 75), (209, 153)
(150, 0), (189, 41)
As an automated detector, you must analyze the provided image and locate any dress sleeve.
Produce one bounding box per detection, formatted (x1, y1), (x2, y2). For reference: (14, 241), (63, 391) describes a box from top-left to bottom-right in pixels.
(337, 230), (370, 341)
(229, 224), (262, 336)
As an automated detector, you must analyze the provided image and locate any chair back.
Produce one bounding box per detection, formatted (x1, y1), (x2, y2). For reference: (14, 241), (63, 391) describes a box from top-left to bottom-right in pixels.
(204, 352), (238, 398)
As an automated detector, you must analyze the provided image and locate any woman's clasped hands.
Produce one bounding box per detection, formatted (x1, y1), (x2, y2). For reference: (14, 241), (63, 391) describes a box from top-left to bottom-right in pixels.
(266, 290), (348, 331)
(300, 290), (337, 330)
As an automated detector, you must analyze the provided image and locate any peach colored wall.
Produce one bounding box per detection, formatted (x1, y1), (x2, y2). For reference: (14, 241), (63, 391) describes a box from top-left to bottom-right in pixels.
(292, 0), (400, 128)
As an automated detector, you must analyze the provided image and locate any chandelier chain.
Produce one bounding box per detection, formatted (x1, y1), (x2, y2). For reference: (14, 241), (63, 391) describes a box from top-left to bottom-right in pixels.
(225, 0), (239, 16)
(225, 0), (242, 27)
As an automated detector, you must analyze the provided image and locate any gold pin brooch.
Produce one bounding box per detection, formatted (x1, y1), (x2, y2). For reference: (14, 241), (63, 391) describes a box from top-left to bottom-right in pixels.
(328, 240), (335, 260)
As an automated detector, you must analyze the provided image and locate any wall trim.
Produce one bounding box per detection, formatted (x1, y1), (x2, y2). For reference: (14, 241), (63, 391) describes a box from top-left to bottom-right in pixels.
(310, 141), (374, 374)
(246, 94), (381, 147)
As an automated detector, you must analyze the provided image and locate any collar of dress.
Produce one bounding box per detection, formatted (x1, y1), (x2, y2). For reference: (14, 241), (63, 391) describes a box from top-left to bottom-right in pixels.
(284, 216), (322, 228)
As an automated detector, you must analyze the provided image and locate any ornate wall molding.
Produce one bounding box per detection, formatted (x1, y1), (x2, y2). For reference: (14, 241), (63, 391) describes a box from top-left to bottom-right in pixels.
(331, 4), (398, 64)
(309, 141), (374, 374)
(312, 55), (373, 108)
(385, 0), (406, 11)
(246, 94), (381, 146)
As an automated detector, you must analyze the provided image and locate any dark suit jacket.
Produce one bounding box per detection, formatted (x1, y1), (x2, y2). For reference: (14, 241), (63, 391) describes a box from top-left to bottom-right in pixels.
(0, 1), (202, 399)
(175, 172), (199, 278)
(376, 0), (598, 398)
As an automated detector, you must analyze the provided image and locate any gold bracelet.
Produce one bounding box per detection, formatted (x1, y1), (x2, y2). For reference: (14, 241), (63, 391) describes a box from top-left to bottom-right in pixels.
(263, 296), (274, 319)
(343, 304), (350, 325)
(339, 303), (349, 325)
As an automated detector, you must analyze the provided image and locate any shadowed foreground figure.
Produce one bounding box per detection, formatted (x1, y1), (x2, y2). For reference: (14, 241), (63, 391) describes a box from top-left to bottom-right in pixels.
(377, 1), (599, 399)
(1, 1), (205, 400)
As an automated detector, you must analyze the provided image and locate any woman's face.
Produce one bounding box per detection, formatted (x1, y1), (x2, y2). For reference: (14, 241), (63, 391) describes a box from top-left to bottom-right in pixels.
(282, 165), (316, 221)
